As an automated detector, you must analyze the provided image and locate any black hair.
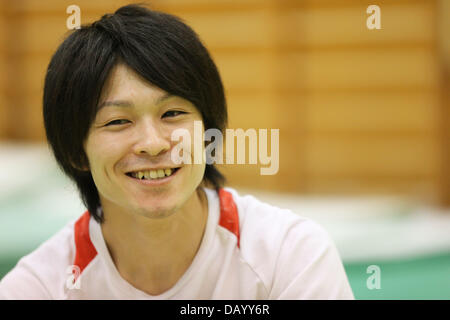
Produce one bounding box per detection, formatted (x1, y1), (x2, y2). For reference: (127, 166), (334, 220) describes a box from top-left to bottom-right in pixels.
(43, 3), (227, 223)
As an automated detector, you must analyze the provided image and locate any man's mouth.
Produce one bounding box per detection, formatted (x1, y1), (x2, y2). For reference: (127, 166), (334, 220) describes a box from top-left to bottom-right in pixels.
(126, 168), (180, 180)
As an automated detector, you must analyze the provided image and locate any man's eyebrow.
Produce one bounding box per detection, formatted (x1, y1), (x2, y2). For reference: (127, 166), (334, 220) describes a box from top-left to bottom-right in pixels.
(97, 93), (174, 109)
(97, 100), (133, 109)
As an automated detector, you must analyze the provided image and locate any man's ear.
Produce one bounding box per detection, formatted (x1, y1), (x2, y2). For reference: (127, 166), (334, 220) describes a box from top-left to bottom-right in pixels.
(71, 158), (90, 172)
(78, 164), (90, 172)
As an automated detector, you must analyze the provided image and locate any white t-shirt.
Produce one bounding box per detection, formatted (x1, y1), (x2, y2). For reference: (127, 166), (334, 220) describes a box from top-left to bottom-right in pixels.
(0, 187), (354, 299)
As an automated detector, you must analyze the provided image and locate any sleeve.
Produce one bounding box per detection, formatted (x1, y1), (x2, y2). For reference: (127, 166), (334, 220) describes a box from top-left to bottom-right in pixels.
(0, 221), (78, 300)
(0, 262), (53, 300)
(268, 220), (355, 300)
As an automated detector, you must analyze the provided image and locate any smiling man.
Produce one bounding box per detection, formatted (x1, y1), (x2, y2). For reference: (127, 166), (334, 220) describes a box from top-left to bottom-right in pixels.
(84, 63), (209, 295)
(0, 4), (354, 299)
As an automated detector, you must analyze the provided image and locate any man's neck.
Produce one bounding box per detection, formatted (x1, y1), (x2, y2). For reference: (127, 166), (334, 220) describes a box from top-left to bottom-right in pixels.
(99, 188), (208, 295)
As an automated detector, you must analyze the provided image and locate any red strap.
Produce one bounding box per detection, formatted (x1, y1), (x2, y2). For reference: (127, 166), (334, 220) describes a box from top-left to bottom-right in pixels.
(73, 189), (240, 275)
(73, 211), (97, 276)
(218, 189), (240, 248)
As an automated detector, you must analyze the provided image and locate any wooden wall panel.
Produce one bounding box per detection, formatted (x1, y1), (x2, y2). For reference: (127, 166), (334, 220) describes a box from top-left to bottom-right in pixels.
(0, 0), (447, 206)
(437, 0), (450, 206)
(4, 17), (67, 54)
(123, 1), (450, 204)
(0, 5), (6, 139)
(303, 137), (439, 176)
(213, 52), (276, 92)
(7, 0), (130, 13)
(178, 11), (275, 49)
(306, 177), (438, 197)
(17, 55), (49, 95)
(303, 92), (439, 132)
(226, 93), (279, 128)
(277, 50), (439, 90)
(278, 3), (434, 46)
(263, 0), (442, 203)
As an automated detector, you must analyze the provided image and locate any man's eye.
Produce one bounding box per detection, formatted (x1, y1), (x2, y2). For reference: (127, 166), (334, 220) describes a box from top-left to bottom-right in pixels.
(163, 110), (186, 118)
(105, 119), (130, 126)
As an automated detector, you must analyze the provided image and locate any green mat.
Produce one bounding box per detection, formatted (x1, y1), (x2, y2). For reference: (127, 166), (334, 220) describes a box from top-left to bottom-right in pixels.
(344, 252), (450, 299)
(2, 246), (449, 299)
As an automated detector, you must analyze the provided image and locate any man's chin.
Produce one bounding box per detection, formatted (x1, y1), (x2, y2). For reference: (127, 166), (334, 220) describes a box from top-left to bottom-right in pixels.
(133, 204), (179, 220)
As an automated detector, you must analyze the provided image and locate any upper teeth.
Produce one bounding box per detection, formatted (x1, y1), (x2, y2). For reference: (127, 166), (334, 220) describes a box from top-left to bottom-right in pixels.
(131, 168), (174, 180)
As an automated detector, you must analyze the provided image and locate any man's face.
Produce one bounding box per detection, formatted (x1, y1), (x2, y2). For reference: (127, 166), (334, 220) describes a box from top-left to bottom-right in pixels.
(83, 63), (205, 219)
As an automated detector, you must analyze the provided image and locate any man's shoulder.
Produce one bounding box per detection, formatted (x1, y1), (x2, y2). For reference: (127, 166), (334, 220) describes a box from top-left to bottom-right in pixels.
(223, 188), (334, 267)
(0, 215), (80, 299)
(224, 188), (353, 299)
(225, 187), (328, 242)
(24, 217), (77, 264)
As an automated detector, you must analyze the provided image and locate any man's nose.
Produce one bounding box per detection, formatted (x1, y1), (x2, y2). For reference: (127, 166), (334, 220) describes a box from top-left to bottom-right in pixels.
(133, 119), (171, 156)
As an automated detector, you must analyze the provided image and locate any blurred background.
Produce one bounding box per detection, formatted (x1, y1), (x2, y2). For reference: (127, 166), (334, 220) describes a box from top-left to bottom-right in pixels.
(0, 0), (449, 299)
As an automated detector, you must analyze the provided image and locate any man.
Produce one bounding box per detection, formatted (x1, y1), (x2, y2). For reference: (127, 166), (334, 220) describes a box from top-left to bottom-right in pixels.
(0, 4), (354, 299)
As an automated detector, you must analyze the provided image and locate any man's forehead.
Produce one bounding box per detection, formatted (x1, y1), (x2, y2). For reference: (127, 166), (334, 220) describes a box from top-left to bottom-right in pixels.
(98, 63), (172, 109)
